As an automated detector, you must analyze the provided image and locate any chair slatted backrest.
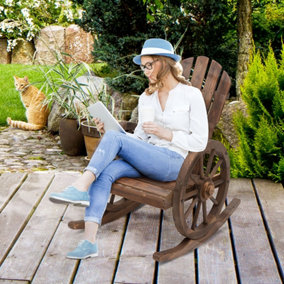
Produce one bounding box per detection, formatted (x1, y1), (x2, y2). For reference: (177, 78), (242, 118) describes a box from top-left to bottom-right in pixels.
(181, 56), (231, 138)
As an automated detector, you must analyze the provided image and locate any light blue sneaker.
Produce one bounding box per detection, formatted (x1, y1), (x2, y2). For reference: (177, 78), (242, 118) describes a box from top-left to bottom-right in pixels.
(67, 240), (98, 259)
(49, 186), (90, 207)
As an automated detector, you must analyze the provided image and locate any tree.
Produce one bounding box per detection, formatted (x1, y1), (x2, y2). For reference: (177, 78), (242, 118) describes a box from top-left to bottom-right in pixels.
(236, 0), (254, 99)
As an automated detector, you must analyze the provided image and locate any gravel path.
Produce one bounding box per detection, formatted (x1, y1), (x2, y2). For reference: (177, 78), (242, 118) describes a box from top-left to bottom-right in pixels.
(0, 127), (87, 173)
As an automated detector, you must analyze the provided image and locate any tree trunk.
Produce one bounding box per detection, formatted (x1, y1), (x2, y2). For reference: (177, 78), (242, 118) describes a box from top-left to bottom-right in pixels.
(236, 0), (253, 99)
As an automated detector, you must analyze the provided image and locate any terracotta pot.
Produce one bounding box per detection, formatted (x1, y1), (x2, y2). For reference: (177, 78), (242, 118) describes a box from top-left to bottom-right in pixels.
(59, 118), (86, 156)
(81, 120), (101, 159)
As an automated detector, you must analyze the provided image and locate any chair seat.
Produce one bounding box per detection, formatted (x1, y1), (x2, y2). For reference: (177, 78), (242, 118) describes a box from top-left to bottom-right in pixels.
(112, 177), (176, 209)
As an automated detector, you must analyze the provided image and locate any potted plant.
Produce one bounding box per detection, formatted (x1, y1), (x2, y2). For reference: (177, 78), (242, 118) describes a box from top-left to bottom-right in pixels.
(42, 53), (139, 158)
(80, 83), (115, 159)
(41, 54), (102, 156)
(80, 85), (138, 159)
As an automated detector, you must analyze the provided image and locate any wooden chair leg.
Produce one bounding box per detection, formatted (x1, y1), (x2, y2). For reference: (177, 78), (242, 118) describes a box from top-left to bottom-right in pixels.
(68, 199), (141, 229)
(68, 219), (84, 230)
(153, 198), (240, 262)
(102, 200), (141, 225)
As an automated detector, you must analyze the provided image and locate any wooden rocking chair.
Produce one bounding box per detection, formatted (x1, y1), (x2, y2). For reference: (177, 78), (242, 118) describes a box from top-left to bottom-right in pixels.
(68, 56), (241, 262)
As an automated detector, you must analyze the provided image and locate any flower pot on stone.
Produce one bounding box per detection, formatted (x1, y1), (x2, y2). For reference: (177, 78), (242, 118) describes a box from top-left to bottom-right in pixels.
(81, 120), (101, 159)
(59, 118), (86, 156)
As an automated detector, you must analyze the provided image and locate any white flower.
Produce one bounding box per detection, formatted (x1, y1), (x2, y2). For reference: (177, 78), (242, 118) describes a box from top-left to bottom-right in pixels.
(77, 9), (83, 19)
(7, 39), (18, 52)
(64, 9), (73, 22)
(21, 8), (30, 18)
(1, 19), (23, 36)
(32, 0), (41, 8)
(5, 0), (14, 7)
(26, 30), (35, 41)
(64, 0), (72, 8)
(26, 17), (34, 26)
(54, 0), (62, 9)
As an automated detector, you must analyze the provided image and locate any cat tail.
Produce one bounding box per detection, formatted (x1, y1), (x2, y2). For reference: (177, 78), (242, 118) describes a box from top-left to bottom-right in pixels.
(7, 118), (44, 131)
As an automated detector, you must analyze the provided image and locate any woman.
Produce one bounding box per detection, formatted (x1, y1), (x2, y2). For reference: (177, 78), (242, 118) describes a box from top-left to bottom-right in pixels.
(49, 38), (208, 259)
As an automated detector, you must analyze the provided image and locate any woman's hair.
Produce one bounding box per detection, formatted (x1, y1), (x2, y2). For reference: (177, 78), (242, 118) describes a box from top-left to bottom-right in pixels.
(144, 55), (191, 95)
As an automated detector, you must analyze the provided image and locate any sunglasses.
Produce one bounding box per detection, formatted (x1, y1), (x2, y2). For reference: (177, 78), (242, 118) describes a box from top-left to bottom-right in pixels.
(140, 59), (159, 71)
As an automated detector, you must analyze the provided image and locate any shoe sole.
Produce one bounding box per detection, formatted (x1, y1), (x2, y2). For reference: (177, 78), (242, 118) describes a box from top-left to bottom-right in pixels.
(49, 196), (90, 207)
(66, 252), (99, 260)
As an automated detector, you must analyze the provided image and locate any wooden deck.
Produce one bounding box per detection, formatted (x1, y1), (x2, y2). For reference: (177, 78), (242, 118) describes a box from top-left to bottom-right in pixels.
(0, 171), (283, 284)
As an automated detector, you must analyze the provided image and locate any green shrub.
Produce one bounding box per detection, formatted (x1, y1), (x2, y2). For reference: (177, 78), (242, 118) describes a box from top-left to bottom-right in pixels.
(230, 44), (284, 182)
(252, 1), (284, 59)
(75, 0), (149, 94)
(0, 0), (82, 51)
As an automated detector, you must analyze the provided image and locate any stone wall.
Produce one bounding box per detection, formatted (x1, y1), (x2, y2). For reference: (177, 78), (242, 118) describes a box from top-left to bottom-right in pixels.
(65, 25), (94, 64)
(11, 38), (35, 64)
(1, 25), (94, 65)
(0, 39), (10, 64)
(34, 25), (66, 65)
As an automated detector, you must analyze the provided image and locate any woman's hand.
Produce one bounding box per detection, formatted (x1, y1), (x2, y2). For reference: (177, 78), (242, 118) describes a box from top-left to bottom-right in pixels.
(142, 121), (173, 141)
(93, 118), (105, 134)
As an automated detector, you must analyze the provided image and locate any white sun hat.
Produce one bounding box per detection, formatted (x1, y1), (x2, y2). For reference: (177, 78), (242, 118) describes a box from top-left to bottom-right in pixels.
(133, 38), (181, 65)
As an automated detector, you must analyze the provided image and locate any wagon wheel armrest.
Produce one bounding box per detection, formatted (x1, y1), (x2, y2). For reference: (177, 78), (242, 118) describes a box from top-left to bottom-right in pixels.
(174, 151), (202, 193)
(174, 139), (219, 193)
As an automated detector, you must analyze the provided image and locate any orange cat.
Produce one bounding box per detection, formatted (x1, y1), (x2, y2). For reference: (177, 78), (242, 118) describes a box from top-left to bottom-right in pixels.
(7, 76), (49, 130)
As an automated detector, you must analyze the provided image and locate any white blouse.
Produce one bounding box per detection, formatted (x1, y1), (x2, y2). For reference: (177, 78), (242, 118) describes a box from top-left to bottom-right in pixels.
(133, 83), (209, 158)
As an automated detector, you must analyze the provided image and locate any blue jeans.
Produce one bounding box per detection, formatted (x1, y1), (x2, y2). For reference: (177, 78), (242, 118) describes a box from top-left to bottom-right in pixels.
(84, 130), (184, 224)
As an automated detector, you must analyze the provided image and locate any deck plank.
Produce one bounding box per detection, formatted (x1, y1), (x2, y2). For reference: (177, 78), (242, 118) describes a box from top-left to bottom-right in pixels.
(114, 255), (155, 284)
(253, 179), (284, 274)
(228, 178), (281, 284)
(114, 205), (161, 283)
(157, 208), (195, 283)
(0, 172), (79, 281)
(32, 204), (84, 284)
(0, 172), (54, 266)
(0, 281), (29, 284)
(0, 172), (27, 212)
(74, 216), (127, 284)
(76, 258), (117, 284)
(198, 221), (237, 283)
(31, 173), (85, 284)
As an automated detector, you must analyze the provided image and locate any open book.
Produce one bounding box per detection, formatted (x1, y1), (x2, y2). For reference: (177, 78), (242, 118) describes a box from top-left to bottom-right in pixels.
(87, 101), (126, 134)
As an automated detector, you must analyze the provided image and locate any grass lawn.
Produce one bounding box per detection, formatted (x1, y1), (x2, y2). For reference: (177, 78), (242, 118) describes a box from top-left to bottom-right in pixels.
(0, 64), (47, 126)
(0, 63), (110, 126)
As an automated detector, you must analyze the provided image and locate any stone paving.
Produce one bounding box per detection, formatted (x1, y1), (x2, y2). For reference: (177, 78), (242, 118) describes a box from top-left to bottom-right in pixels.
(0, 126), (87, 173)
